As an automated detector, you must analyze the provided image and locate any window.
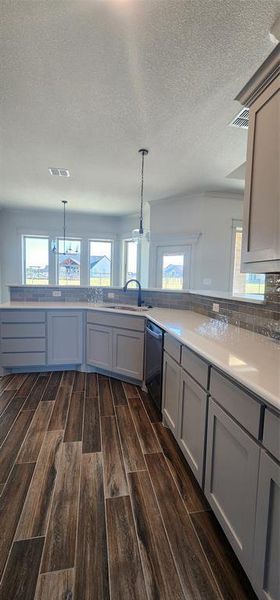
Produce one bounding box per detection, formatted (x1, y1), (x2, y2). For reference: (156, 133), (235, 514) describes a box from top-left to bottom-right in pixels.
(232, 226), (265, 298)
(57, 239), (81, 285)
(89, 240), (112, 286)
(23, 236), (49, 284)
(156, 245), (191, 290)
(123, 239), (138, 285)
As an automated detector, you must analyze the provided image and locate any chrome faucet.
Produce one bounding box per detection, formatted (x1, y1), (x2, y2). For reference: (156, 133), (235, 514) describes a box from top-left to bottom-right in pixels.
(123, 279), (143, 307)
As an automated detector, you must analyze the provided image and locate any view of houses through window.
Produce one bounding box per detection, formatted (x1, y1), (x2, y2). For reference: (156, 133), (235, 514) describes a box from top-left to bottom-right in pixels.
(89, 240), (112, 286)
(162, 254), (184, 289)
(23, 230), (265, 296)
(23, 236), (49, 284)
(58, 239), (81, 285)
(232, 226), (265, 298)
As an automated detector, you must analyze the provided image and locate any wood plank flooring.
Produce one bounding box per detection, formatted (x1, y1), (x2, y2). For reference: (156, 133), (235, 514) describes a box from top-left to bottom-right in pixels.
(0, 371), (257, 600)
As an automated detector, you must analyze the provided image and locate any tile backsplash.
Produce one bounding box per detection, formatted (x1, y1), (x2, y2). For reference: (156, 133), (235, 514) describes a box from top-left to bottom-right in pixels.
(8, 274), (280, 340)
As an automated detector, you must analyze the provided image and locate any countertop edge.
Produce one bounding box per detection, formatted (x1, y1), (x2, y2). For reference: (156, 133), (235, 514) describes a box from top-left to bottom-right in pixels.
(0, 302), (279, 412)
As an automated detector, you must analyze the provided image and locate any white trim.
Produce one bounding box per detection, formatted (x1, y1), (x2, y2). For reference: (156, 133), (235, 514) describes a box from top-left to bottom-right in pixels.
(148, 191), (244, 207)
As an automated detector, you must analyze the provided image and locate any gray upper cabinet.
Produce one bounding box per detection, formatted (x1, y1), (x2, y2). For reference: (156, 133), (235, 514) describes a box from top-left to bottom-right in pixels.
(253, 450), (280, 600)
(177, 369), (208, 486)
(241, 74), (280, 273)
(205, 398), (260, 573)
(112, 328), (144, 380)
(162, 351), (181, 435)
(87, 324), (113, 371)
(47, 311), (83, 365)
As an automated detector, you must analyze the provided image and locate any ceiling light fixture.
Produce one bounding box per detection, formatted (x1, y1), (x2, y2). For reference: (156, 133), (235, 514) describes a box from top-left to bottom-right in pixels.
(51, 201), (78, 255)
(132, 148), (149, 241)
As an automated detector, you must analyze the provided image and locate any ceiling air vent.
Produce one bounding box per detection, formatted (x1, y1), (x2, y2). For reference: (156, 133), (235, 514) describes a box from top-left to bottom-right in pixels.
(229, 107), (249, 129)
(48, 167), (70, 177)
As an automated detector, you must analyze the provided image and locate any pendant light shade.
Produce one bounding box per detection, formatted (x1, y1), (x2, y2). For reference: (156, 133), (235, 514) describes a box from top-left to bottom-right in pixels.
(133, 148), (149, 240)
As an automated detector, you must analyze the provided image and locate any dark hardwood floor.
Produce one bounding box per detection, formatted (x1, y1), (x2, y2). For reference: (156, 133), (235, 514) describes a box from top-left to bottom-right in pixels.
(0, 371), (257, 600)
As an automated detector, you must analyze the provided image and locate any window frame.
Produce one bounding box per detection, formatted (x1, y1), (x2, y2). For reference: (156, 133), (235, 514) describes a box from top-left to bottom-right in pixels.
(56, 237), (82, 286)
(230, 221), (265, 299)
(22, 234), (50, 285)
(123, 238), (140, 285)
(156, 244), (192, 290)
(88, 238), (114, 287)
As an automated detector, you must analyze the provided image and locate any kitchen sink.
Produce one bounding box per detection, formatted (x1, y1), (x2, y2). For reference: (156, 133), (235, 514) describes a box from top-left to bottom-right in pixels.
(102, 304), (150, 312)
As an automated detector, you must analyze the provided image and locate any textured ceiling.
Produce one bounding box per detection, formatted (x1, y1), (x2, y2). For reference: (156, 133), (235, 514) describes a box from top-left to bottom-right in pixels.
(1, 0), (279, 215)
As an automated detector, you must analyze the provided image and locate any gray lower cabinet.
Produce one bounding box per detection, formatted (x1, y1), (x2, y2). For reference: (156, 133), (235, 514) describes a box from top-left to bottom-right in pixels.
(205, 398), (260, 573)
(162, 351), (181, 435)
(0, 310), (46, 367)
(253, 451), (280, 600)
(87, 324), (113, 370)
(177, 370), (208, 486)
(47, 311), (83, 365)
(86, 324), (144, 381)
(112, 328), (144, 380)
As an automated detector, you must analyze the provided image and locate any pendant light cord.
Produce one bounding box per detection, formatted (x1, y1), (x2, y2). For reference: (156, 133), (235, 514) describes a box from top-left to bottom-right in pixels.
(62, 200), (67, 254)
(138, 148), (148, 236)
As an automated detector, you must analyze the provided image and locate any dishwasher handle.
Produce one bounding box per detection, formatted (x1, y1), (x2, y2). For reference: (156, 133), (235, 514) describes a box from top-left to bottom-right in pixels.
(146, 326), (163, 341)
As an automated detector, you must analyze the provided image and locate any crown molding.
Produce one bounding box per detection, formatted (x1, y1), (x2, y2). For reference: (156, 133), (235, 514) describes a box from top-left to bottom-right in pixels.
(148, 190), (243, 207)
(235, 44), (280, 107)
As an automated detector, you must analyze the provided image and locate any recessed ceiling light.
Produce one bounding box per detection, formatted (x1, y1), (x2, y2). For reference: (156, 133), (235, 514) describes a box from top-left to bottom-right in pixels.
(48, 167), (70, 177)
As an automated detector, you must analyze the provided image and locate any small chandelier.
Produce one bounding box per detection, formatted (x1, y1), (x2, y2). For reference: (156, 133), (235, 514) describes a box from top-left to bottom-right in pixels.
(51, 200), (78, 255)
(132, 148), (149, 240)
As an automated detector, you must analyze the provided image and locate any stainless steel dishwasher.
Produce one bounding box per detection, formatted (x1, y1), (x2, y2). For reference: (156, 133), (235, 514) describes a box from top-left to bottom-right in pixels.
(145, 320), (164, 413)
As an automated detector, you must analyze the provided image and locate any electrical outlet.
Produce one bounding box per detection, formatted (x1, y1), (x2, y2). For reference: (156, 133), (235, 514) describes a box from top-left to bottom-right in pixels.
(52, 291), (61, 297)
(108, 292), (115, 299)
(212, 302), (220, 313)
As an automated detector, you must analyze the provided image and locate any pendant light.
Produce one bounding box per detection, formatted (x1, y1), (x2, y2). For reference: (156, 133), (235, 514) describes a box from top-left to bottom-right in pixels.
(132, 148), (149, 240)
(51, 200), (78, 255)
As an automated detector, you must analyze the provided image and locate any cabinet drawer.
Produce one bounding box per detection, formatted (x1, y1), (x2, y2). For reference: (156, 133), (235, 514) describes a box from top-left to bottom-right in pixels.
(1, 338), (46, 353)
(0, 352), (46, 367)
(1, 323), (46, 338)
(263, 408), (280, 462)
(164, 334), (181, 363)
(0, 310), (45, 323)
(181, 346), (209, 390)
(210, 369), (261, 438)
(87, 310), (144, 332)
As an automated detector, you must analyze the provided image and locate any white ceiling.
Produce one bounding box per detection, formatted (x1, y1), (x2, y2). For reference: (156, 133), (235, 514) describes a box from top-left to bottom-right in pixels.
(1, 0), (279, 215)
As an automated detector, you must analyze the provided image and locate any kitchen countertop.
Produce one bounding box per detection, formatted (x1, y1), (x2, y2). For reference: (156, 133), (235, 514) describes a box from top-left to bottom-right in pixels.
(0, 301), (279, 411)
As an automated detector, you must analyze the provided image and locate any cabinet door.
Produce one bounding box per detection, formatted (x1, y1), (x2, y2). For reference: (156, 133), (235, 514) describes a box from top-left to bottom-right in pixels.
(47, 311), (83, 365)
(253, 451), (280, 600)
(162, 352), (181, 435)
(242, 75), (280, 271)
(205, 399), (260, 572)
(112, 329), (144, 381)
(177, 370), (207, 486)
(87, 324), (112, 370)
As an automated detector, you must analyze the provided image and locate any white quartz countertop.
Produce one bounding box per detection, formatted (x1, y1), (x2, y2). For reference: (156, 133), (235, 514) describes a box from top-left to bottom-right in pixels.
(1, 302), (279, 411)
